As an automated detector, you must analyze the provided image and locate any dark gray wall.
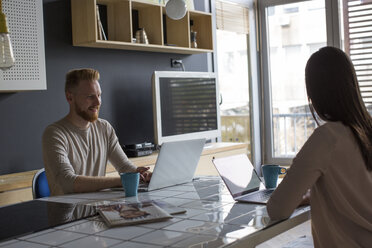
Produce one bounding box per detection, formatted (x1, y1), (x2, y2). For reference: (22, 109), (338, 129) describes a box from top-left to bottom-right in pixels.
(0, 0), (209, 175)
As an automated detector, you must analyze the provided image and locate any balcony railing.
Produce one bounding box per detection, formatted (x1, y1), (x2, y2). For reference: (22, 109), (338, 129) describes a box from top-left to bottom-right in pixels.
(220, 115), (251, 158)
(221, 113), (316, 158)
(273, 113), (316, 157)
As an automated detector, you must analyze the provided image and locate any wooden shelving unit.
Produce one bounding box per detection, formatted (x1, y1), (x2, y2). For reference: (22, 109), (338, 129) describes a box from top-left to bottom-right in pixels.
(71, 0), (213, 54)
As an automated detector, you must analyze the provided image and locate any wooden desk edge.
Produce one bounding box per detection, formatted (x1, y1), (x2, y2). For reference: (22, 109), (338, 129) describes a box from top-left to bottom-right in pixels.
(0, 142), (248, 192)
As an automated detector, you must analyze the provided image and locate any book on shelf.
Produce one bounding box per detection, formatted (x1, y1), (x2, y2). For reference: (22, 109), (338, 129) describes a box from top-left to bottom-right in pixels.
(96, 5), (107, 40)
(97, 201), (173, 227)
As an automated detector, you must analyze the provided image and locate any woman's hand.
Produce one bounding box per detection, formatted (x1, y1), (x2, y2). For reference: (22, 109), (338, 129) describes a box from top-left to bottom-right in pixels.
(299, 189), (311, 206)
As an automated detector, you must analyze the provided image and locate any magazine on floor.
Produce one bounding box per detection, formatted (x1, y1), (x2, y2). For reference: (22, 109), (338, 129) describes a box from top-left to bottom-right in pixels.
(97, 201), (173, 227)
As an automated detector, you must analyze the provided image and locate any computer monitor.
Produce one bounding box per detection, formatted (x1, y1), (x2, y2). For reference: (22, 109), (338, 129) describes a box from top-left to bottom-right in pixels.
(152, 71), (221, 145)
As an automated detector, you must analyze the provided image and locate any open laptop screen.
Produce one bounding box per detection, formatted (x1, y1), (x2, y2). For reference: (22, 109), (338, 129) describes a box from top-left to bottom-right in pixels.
(145, 138), (205, 191)
(213, 154), (262, 197)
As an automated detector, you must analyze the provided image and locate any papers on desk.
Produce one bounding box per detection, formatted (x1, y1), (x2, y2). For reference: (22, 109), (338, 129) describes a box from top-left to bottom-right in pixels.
(97, 201), (172, 227)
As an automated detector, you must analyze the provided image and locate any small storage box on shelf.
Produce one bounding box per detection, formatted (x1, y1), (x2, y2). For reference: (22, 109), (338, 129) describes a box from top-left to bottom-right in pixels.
(71, 0), (213, 54)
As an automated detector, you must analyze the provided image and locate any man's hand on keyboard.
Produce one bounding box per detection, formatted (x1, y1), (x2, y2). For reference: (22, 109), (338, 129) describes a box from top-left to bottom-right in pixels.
(136, 166), (152, 182)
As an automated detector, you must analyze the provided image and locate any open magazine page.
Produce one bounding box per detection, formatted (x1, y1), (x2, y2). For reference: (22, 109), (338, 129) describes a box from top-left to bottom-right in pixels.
(97, 202), (172, 227)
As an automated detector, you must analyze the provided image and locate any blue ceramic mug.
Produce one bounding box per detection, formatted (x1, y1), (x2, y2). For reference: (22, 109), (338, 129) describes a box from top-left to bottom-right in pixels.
(120, 172), (140, 197)
(262, 165), (287, 189)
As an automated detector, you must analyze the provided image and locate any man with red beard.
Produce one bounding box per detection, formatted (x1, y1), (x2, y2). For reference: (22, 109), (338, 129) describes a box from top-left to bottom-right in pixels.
(42, 68), (151, 196)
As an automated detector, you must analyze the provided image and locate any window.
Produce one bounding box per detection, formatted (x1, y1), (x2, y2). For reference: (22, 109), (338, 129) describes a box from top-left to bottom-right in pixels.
(284, 6), (299, 13)
(343, 0), (372, 110)
(216, 1), (252, 159)
(260, 0), (341, 164)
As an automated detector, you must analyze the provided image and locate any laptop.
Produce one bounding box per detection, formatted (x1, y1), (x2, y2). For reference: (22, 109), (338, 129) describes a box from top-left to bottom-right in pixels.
(138, 138), (206, 192)
(212, 154), (274, 204)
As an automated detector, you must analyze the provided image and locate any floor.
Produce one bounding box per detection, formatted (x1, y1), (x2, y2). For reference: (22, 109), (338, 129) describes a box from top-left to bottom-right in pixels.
(257, 220), (313, 248)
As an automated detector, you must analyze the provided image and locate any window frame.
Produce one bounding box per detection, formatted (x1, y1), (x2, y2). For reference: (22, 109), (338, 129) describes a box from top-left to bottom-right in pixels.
(343, 0), (372, 106)
(211, 0), (263, 172)
(258, 0), (342, 165)
(215, 0), (252, 160)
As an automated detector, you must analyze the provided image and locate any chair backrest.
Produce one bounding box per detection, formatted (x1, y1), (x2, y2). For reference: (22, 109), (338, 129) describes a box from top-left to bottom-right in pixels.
(32, 168), (50, 199)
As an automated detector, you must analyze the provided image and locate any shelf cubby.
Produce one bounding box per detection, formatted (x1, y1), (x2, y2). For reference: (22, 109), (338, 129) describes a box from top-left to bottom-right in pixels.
(71, 0), (213, 54)
(132, 1), (163, 45)
(190, 10), (213, 50)
(163, 10), (189, 48)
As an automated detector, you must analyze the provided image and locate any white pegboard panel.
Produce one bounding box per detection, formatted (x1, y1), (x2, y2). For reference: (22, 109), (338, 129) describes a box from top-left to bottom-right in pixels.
(0, 0), (46, 91)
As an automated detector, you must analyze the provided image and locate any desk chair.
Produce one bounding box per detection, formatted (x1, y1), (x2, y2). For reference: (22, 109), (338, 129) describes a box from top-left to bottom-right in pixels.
(32, 168), (50, 199)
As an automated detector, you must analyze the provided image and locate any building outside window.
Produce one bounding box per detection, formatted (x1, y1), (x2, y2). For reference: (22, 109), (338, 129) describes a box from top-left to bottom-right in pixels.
(260, 0), (344, 164)
(215, 1), (252, 160)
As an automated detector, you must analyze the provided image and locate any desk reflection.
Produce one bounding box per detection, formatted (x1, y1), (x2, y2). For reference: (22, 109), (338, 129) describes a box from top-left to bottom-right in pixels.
(0, 200), (96, 241)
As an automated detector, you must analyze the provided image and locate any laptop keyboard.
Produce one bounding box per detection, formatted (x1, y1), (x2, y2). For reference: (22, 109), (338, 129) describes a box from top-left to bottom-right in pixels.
(139, 181), (149, 187)
(137, 181), (149, 192)
(240, 189), (275, 202)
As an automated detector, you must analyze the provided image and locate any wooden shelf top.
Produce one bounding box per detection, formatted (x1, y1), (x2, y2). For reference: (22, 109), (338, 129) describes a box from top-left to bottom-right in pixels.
(76, 40), (213, 54)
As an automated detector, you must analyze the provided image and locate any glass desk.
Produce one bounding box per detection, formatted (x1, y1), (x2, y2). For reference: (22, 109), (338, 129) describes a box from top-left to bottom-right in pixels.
(0, 176), (310, 248)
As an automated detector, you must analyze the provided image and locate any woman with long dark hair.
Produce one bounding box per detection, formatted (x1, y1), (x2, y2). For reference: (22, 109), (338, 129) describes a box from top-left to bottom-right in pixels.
(267, 46), (372, 247)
